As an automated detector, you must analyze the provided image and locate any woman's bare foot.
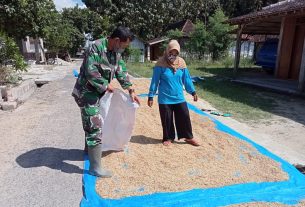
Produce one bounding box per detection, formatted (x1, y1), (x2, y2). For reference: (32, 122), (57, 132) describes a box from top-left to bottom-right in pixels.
(185, 138), (200, 146)
(163, 140), (172, 146)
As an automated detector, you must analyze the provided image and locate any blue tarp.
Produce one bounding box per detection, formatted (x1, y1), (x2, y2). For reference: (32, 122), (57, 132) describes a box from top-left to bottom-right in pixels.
(80, 95), (305, 207)
(73, 69), (79, 78)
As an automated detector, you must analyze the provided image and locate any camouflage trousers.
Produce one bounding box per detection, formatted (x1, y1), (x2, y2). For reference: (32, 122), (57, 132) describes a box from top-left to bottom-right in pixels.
(72, 91), (104, 147)
(80, 104), (103, 147)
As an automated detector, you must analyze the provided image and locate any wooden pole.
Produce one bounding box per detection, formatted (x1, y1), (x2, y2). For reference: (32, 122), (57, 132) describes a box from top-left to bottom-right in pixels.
(234, 25), (244, 77)
(275, 17), (296, 79)
(147, 45), (151, 61)
(275, 17), (285, 78)
(298, 36), (305, 92)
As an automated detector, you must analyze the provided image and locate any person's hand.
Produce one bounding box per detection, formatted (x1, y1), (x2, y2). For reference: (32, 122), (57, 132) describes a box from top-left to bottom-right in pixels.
(129, 89), (141, 105)
(147, 99), (153, 107)
(107, 84), (114, 93)
(131, 93), (141, 105)
(193, 94), (198, 102)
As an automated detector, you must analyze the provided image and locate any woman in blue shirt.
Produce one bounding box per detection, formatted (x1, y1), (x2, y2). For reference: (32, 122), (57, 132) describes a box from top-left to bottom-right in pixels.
(147, 40), (200, 146)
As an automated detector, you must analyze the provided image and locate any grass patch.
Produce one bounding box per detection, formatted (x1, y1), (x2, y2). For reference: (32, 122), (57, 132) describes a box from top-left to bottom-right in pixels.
(126, 62), (154, 78)
(127, 61), (277, 122)
(194, 78), (276, 121)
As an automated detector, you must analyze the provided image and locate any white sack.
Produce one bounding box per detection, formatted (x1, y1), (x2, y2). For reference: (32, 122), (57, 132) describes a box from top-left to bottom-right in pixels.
(99, 89), (139, 151)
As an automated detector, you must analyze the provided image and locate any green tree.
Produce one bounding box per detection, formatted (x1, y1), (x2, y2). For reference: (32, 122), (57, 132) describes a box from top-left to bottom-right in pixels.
(123, 46), (142, 63)
(219, 0), (279, 17)
(82, 0), (222, 40)
(166, 29), (183, 40)
(0, 0), (58, 62)
(44, 13), (76, 58)
(207, 9), (232, 60)
(186, 21), (209, 59)
(61, 6), (111, 55)
(177, 0), (220, 26)
(82, 0), (182, 40)
(62, 6), (110, 37)
(82, 0), (282, 39)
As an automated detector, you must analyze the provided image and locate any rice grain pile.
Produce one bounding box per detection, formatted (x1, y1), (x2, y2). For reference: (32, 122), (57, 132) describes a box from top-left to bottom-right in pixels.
(96, 79), (289, 199)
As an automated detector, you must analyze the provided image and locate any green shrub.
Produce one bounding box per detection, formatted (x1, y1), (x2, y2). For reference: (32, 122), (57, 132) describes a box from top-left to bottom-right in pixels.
(124, 47), (141, 63)
(240, 57), (254, 68)
(221, 56), (234, 69)
(0, 32), (26, 84)
(130, 48), (141, 62)
(0, 66), (21, 85)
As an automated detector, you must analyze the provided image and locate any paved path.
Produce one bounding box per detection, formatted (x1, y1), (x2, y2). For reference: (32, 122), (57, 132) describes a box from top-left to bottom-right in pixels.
(0, 73), (84, 207)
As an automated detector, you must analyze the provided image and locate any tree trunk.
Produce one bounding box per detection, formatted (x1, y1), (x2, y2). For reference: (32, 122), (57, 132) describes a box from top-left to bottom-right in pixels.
(66, 52), (71, 62)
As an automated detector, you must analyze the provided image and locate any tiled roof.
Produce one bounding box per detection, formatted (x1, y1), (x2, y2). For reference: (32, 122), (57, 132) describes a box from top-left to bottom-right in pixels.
(228, 0), (305, 24)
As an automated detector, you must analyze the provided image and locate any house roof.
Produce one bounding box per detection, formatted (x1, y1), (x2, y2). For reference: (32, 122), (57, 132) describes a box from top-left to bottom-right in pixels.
(165, 20), (187, 31)
(227, 0), (305, 35)
(147, 37), (169, 45)
(147, 20), (195, 45)
(165, 19), (194, 35)
(228, 0), (305, 25)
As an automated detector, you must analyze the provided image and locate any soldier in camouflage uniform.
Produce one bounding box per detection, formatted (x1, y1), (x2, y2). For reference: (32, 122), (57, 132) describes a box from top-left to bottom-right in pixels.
(72, 26), (140, 178)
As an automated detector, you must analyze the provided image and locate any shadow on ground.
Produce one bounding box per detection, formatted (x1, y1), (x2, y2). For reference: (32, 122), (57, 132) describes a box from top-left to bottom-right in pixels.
(16, 147), (84, 174)
(130, 135), (161, 145)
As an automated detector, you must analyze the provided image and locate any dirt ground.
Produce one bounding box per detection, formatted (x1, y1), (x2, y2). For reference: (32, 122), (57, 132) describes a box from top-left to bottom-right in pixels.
(96, 79), (289, 199)
(247, 95), (305, 165)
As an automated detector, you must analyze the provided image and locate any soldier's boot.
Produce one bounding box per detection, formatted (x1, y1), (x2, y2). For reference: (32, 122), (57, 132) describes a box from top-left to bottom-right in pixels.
(88, 144), (112, 178)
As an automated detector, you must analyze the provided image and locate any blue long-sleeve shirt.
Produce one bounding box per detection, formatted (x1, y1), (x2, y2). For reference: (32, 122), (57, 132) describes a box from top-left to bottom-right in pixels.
(148, 66), (196, 104)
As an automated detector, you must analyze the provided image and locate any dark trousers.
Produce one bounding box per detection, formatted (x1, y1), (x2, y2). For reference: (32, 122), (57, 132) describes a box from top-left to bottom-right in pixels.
(159, 102), (193, 142)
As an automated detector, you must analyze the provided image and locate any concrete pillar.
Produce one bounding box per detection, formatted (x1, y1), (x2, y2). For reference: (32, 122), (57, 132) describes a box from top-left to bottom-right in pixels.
(22, 36), (31, 54)
(34, 38), (40, 63)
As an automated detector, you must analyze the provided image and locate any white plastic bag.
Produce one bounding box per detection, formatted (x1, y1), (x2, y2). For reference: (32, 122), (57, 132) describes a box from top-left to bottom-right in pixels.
(99, 89), (139, 151)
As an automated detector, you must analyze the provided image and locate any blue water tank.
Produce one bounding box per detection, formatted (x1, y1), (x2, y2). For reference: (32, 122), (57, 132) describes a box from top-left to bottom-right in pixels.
(255, 39), (279, 74)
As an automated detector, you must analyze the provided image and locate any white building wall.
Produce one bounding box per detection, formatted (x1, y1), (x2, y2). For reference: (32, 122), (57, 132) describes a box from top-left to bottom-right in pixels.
(129, 37), (145, 63)
(229, 41), (255, 58)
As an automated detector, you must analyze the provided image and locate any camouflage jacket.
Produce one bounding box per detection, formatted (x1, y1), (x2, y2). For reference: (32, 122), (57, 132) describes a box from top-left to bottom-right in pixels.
(72, 38), (132, 104)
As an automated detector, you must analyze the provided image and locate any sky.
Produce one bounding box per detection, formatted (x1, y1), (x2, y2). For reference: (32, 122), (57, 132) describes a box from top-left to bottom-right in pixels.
(53, 0), (86, 11)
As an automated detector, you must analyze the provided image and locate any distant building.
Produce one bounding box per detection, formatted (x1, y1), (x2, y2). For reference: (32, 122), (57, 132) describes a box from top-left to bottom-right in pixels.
(129, 37), (145, 63)
(21, 36), (46, 62)
(147, 20), (194, 61)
